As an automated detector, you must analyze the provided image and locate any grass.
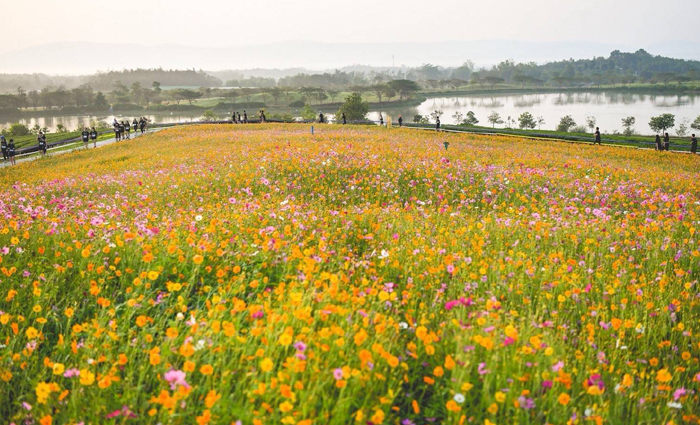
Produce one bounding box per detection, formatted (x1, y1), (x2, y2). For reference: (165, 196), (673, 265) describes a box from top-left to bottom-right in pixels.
(0, 124), (699, 424)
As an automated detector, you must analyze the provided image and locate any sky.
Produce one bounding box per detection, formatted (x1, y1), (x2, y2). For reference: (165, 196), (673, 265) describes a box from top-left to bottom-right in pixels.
(1, 0), (699, 54)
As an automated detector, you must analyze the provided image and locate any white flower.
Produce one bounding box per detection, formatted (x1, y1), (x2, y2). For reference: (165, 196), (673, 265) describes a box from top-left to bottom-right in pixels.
(195, 339), (206, 351)
(378, 250), (389, 259)
(195, 215), (203, 222)
(453, 393), (465, 404)
(635, 324), (645, 334)
(176, 313), (185, 321)
(667, 401), (682, 409)
(399, 322), (408, 330)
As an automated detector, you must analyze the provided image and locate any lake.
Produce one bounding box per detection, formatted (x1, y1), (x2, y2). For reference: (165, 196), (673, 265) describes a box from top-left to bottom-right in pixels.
(371, 92), (700, 134)
(2, 92), (699, 135)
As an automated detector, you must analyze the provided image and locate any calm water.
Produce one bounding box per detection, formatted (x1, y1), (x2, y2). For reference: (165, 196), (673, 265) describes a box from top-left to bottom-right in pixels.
(2, 92), (699, 134)
(371, 92), (700, 134)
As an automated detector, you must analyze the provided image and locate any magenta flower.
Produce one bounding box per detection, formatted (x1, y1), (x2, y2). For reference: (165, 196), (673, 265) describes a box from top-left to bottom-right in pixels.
(333, 368), (343, 380)
(164, 369), (190, 390)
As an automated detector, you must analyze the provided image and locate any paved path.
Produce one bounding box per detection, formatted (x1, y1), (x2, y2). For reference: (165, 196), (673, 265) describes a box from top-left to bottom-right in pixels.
(0, 128), (165, 168)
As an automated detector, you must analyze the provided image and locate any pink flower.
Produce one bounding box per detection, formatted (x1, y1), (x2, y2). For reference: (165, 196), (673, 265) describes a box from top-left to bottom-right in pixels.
(333, 368), (343, 380)
(164, 369), (190, 390)
(63, 368), (80, 378)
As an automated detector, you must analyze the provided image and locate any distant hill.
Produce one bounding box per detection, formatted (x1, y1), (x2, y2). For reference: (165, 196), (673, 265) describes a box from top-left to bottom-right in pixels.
(0, 40), (674, 75)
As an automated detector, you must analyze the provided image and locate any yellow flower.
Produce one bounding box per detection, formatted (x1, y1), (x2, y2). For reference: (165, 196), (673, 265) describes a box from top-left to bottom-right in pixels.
(487, 403), (498, 414)
(279, 333), (293, 346)
(80, 369), (95, 386)
(200, 364), (214, 375)
(26, 326), (39, 339)
(193, 255), (204, 265)
(279, 401), (294, 413)
(260, 357), (274, 372)
(495, 391), (506, 403)
(52, 363), (65, 375)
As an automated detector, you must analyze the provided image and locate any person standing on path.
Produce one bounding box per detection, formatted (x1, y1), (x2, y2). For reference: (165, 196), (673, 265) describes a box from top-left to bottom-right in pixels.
(114, 122), (121, 141)
(318, 112), (325, 124)
(691, 134), (698, 154)
(232, 112), (237, 123)
(398, 115), (403, 127)
(8, 139), (16, 166)
(243, 111), (248, 124)
(594, 127), (602, 145)
(82, 128), (90, 149)
(379, 113), (384, 126)
(436, 117), (441, 131)
(125, 121), (131, 139)
(38, 131), (47, 155)
(655, 134), (662, 150)
(140, 118), (147, 134)
(90, 127), (98, 148)
(341, 113), (346, 125)
(664, 133), (670, 151)
(132, 119), (139, 135)
(1, 135), (7, 161)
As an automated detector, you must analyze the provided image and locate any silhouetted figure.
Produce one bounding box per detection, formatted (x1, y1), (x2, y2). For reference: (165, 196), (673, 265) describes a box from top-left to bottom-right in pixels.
(232, 112), (237, 123)
(436, 117), (441, 131)
(140, 118), (147, 134)
(260, 110), (266, 123)
(132, 119), (139, 134)
(90, 127), (98, 148)
(398, 115), (403, 127)
(594, 127), (601, 145)
(318, 113), (325, 123)
(664, 133), (670, 151)
(243, 111), (248, 123)
(237, 112), (241, 123)
(342, 113), (346, 125)
(1, 135), (7, 161)
(38, 131), (47, 155)
(379, 114), (384, 126)
(655, 134), (662, 151)
(8, 139), (16, 165)
(691, 134), (698, 154)
(125, 121), (131, 139)
(82, 128), (90, 148)
(114, 122), (121, 141)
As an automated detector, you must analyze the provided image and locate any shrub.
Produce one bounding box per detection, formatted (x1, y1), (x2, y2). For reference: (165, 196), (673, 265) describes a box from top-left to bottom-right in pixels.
(289, 100), (305, 108)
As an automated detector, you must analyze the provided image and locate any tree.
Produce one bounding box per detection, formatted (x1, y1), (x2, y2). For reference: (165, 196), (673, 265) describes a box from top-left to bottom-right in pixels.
(484, 76), (505, 90)
(464, 111), (479, 126)
(557, 115), (577, 132)
(387, 79), (420, 100)
(513, 74), (533, 89)
(676, 118), (690, 137)
(430, 110), (443, 123)
(649, 114), (676, 135)
(487, 112), (504, 128)
(371, 84), (388, 103)
(413, 115), (429, 124)
(518, 112), (537, 129)
(336, 92), (369, 121)
(621, 117), (636, 136)
(326, 89), (339, 104)
(301, 105), (316, 120)
(585, 116), (597, 132)
(536, 116), (546, 130)
(152, 81), (162, 93)
(452, 112), (463, 125)
(201, 110), (217, 122)
(690, 116), (700, 131)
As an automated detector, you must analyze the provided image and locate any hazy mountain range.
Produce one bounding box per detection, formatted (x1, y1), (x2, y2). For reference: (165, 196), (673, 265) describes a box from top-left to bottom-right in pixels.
(2, 40), (700, 76)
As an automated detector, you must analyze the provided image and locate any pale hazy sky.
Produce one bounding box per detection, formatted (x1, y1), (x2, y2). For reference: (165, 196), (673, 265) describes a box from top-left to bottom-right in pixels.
(1, 0), (698, 53)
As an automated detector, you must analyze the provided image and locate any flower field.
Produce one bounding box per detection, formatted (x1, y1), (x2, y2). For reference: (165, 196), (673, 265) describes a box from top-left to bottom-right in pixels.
(1, 124), (699, 425)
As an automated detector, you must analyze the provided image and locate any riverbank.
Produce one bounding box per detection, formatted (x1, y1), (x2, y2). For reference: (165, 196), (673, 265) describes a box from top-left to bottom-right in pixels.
(419, 84), (700, 98)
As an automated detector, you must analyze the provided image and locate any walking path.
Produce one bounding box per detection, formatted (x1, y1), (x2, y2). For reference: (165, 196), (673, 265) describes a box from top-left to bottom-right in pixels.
(0, 128), (165, 168)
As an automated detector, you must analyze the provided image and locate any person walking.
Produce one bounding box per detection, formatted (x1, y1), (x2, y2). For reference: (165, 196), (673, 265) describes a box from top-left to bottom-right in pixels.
(82, 127), (90, 149)
(232, 112), (237, 123)
(119, 121), (126, 140)
(594, 127), (602, 145)
(379, 113), (384, 126)
(664, 133), (670, 151)
(114, 122), (121, 141)
(125, 120), (131, 139)
(398, 115), (403, 127)
(435, 117), (441, 131)
(132, 118), (139, 135)
(243, 111), (248, 124)
(90, 127), (98, 148)
(8, 139), (16, 166)
(1, 135), (7, 161)
(691, 134), (698, 154)
(341, 112), (346, 125)
(655, 134), (662, 151)
(140, 118), (147, 134)
(318, 112), (325, 124)
(38, 131), (47, 155)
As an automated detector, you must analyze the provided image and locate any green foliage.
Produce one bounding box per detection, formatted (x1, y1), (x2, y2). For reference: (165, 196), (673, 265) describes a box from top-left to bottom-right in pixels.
(301, 105), (317, 121)
(387, 80), (421, 100)
(289, 100), (305, 108)
(413, 115), (429, 124)
(1, 123), (30, 137)
(518, 112), (537, 130)
(690, 116), (700, 131)
(463, 111), (479, 126)
(621, 117), (636, 136)
(556, 115), (577, 132)
(336, 93), (369, 121)
(649, 113), (676, 134)
(201, 110), (218, 122)
(487, 112), (504, 128)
